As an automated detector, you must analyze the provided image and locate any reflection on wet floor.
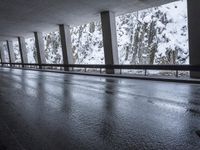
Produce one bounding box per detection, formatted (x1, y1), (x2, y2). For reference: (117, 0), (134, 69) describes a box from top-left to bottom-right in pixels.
(0, 68), (200, 150)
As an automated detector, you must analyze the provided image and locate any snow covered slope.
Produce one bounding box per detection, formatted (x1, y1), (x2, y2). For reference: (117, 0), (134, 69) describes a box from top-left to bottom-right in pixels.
(12, 0), (188, 66)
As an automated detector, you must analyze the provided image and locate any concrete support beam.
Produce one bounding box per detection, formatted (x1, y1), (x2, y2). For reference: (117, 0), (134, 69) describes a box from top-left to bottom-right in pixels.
(188, 0), (200, 78)
(59, 24), (73, 71)
(18, 37), (28, 67)
(101, 11), (119, 74)
(34, 32), (46, 69)
(0, 42), (5, 63)
(7, 41), (15, 64)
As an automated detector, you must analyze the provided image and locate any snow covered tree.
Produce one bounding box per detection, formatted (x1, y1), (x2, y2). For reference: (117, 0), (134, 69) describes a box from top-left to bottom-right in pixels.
(14, 0), (188, 69)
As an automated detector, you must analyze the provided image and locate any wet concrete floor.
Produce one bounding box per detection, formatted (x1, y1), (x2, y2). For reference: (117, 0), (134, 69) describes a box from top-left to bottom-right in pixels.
(0, 68), (200, 150)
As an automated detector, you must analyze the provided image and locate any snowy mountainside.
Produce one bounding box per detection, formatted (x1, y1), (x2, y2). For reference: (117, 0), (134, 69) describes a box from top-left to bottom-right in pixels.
(11, 0), (188, 66)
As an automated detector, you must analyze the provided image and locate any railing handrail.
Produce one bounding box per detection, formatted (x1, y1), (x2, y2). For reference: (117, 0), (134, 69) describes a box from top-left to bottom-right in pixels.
(1, 62), (200, 71)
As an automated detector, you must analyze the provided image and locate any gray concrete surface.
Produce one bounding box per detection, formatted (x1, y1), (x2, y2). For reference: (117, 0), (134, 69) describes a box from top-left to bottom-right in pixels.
(0, 67), (200, 150)
(188, 0), (200, 78)
(0, 0), (176, 40)
(18, 37), (28, 65)
(7, 41), (15, 64)
(101, 11), (119, 74)
(34, 32), (46, 66)
(0, 42), (5, 63)
(59, 24), (74, 70)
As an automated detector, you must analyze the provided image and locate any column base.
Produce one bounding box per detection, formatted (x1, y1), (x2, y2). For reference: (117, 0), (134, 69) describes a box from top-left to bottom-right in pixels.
(190, 71), (200, 78)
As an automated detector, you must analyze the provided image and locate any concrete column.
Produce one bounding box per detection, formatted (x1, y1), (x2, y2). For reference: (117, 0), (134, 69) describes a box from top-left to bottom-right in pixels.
(18, 37), (28, 67)
(0, 42), (5, 63)
(101, 11), (119, 74)
(7, 41), (15, 64)
(188, 0), (200, 78)
(59, 24), (73, 71)
(34, 32), (46, 69)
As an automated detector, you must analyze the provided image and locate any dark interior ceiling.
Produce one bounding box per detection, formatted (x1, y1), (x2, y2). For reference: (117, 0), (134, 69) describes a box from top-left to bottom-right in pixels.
(0, 0), (177, 41)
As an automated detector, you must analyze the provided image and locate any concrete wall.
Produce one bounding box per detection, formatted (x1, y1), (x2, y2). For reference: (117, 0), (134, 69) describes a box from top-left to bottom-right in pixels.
(101, 11), (119, 74)
(188, 0), (200, 78)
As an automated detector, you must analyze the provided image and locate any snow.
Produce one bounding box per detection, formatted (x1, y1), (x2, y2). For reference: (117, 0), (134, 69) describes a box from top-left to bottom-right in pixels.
(12, 0), (188, 69)
(43, 30), (63, 64)
(13, 40), (21, 63)
(70, 22), (105, 64)
(25, 37), (36, 63)
(116, 0), (188, 65)
(2, 42), (9, 62)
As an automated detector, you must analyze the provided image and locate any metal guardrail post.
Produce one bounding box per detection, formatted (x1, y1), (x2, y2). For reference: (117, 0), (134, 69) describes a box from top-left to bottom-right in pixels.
(144, 69), (147, 76)
(176, 70), (179, 78)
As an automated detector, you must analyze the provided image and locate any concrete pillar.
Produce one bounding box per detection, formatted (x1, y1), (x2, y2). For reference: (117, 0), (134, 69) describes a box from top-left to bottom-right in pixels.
(101, 11), (119, 74)
(0, 42), (5, 63)
(59, 24), (73, 71)
(188, 0), (200, 78)
(18, 37), (28, 67)
(34, 32), (46, 69)
(7, 41), (15, 64)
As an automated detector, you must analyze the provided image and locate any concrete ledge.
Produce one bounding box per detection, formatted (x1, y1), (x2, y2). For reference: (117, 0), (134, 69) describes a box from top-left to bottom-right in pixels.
(1, 66), (200, 84)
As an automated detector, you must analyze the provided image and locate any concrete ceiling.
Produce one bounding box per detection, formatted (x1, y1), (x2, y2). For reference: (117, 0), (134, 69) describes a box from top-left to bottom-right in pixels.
(0, 0), (177, 41)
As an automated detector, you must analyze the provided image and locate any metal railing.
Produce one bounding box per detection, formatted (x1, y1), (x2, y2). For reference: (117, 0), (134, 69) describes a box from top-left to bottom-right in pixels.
(1, 62), (200, 77)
